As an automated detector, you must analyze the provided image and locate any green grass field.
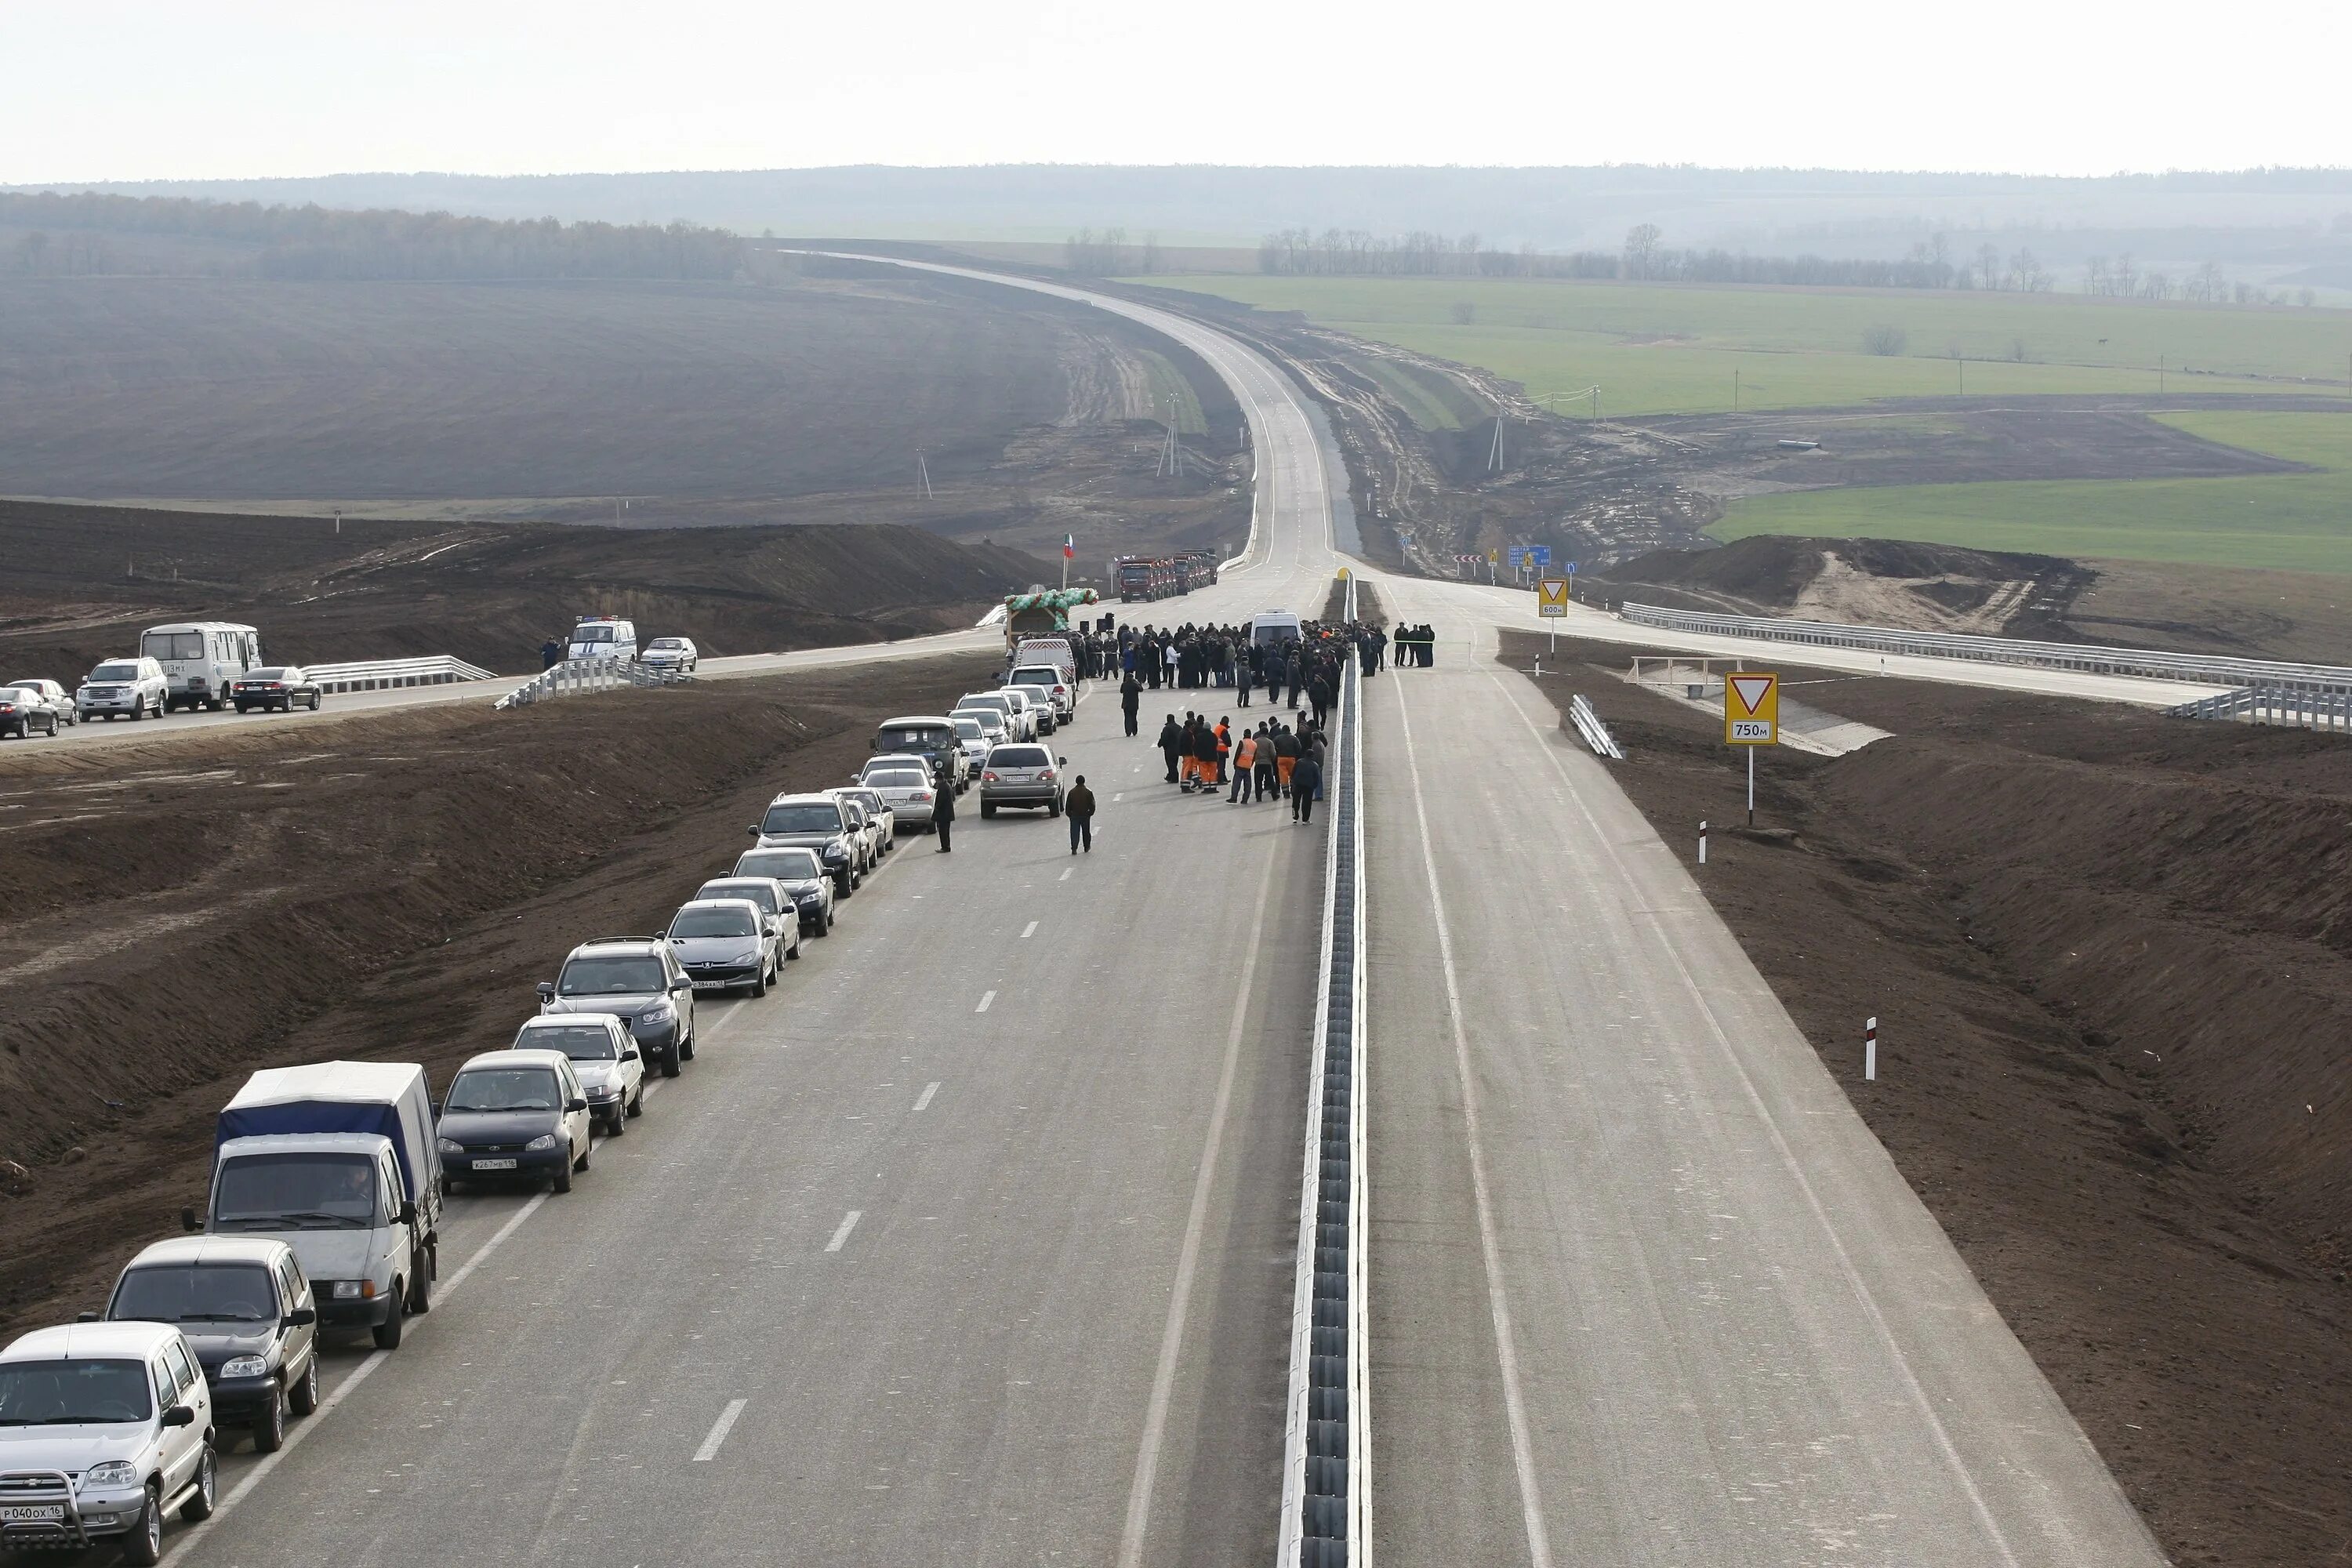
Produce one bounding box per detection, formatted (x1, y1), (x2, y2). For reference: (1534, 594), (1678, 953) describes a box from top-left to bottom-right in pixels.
(1718, 412), (2352, 574)
(1142, 274), (2350, 416)
(1134, 347), (1209, 434)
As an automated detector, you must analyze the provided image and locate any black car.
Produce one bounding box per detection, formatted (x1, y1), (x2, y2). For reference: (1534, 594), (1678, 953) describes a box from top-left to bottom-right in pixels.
(0, 685), (60, 738)
(98, 1237), (321, 1454)
(435, 1050), (594, 1194)
(231, 666), (324, 713)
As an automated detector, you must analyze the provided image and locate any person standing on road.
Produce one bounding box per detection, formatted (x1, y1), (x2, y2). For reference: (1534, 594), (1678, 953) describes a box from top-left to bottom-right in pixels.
(1252, 723), (1278, 802)
(932, 757), (957, 852)
(1120, 672), (1142, 737)
(1290, 750), (1323, 824)
(1158, 714), (1183, 783)
(1308, 668), (1334, 728)
(1066, 775), (1096, 854)
(1236, 652), (1255, 708)
(1272, 723), (1300, 797)
(1229, 730), (1258, 804)
(1191, 718), (1220, 794)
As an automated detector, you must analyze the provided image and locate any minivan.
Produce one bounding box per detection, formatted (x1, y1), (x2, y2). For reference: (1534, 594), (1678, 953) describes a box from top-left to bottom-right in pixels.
(140, 622), (263, 713)
(565, 616), (638, 662)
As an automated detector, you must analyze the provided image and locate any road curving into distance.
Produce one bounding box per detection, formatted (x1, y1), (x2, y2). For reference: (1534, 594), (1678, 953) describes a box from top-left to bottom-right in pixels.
(42, 255), (2176, 1566)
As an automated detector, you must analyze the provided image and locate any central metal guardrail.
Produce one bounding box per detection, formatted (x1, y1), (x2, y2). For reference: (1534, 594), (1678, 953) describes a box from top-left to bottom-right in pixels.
(304, 655), (495, 694)
(492, 657), (694, 710)
(1618, 601), (2352, 695)
(1279, 576), (1367, 1567)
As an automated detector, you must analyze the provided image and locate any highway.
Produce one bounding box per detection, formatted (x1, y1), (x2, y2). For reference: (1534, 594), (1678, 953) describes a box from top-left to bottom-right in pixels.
(143, 275), (1354, 1568)
(24, 259), (2183, 1566)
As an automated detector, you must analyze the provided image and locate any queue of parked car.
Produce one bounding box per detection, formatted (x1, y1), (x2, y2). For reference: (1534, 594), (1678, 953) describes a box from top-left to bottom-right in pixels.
(0, 652), (1092, 1559)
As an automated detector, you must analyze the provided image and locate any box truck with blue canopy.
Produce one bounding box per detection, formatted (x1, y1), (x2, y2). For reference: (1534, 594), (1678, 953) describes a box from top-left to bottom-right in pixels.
(191, 1062), (441, 1349)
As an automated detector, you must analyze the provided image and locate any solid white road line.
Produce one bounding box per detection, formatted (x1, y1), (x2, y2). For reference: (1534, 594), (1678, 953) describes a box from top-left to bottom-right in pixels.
(1116, 836), (1283, 1568)
(976, 989), (996, 1013)
(1482, 670), (2024, 1567)
(825, 1210), (863, 1253)
(691, 1399), (750, 1462)
(1021, 920), (1038, 940)
(167, 1191), (555, 1559)
(1392, 677), (1555, 1568)
(162, 1002), (772, 1559)
(913, 1082), (940, 1112)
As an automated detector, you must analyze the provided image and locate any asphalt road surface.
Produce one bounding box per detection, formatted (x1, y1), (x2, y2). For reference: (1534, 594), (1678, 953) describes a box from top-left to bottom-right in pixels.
(165, 674), (1327, 1568)
(26, 261), (2187, 1566)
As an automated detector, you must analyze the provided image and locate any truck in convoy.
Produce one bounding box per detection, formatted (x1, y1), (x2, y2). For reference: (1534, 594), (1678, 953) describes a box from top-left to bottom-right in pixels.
(186, 1062), (441, 1350)
(1112, 557), (1174, 601)
(1000, 587), (1100, 653)
(1174, 552), (1221, 593)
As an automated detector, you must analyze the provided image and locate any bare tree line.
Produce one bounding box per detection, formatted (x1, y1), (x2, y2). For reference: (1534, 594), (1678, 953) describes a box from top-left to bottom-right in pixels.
(1250, 221), (2325, 307)
(1, 191), (747, 281)
(1064, 227), (1163, 277)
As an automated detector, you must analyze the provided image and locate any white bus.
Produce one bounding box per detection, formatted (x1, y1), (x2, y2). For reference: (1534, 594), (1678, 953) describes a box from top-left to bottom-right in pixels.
(140, 622), (263, 712)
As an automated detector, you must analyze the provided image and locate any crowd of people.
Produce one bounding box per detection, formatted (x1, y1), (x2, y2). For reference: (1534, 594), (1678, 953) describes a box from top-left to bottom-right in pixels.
(1068, 619), (1390, 712)
(1102, 617), (1387, 825)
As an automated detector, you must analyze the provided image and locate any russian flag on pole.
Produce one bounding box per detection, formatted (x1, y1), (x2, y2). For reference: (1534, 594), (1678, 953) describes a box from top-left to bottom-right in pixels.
(1062, 534), (1076, 559)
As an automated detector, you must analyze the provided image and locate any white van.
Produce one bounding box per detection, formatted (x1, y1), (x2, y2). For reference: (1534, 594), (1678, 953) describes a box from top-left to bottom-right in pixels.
(566, 617), (638, 662)
(140, 622), (263, 713)
(1248, 611), (1305, 648)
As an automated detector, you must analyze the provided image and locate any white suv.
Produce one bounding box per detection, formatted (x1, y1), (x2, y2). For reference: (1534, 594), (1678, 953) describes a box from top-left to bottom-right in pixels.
(0, 1321), (218, 1563)
(76, 657), (169, 723)
(1008, 663), (1077, 724)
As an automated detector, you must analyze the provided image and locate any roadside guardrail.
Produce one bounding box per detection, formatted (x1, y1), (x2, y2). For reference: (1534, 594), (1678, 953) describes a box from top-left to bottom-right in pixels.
(1279, 576), (1367, 1567)
(1568, 694), (1624, 759)
(304, 655), (495, 695)
(493, 657), (693, 710)
(2167, 684), (2352, 731)
(1618, 601), (2352, 696)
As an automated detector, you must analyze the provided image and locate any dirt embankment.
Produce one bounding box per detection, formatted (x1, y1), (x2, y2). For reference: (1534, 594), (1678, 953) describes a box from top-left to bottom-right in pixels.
(1592, 534), (2092, 635)
(1509, 631), (2352, 1567)
(0, 653), (996, 1337)
(1590, 532), (2352, 663)
(0, 499), (1054, 676)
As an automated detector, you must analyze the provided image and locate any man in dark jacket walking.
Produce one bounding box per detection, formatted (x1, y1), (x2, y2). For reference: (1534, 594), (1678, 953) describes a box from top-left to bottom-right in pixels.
(1066, 775), (1097, 854)
(932, 757), (957, 852)
(1158, 715), (1183, 783)
(1290, 752), (1323, 823)
(1120, 673), (1142, 737)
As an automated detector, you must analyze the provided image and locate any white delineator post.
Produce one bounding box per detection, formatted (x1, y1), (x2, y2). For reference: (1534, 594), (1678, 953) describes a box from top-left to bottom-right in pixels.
(1698, 820), (1708, 866)
(1865, 1017), (1878, 1081)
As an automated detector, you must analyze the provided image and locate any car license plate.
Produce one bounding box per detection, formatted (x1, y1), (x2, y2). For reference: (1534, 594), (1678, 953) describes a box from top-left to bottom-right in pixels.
(0, 1504), (64, 1522)
(691, 978), (727, 989)
(470, 1157), (518, 1171)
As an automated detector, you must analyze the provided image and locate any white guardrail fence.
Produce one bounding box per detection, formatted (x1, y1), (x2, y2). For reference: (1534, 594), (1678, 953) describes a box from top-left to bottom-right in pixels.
(304, 655), (495, 694)
(1618, 601), (2352, 698)
(1279, 576), (1367, 1568)
(492, 657), (694, 710)
(1568, 693), (1624, 759)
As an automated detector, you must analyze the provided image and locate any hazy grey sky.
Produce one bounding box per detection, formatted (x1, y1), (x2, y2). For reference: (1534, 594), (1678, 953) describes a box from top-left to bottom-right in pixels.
(5, 0), (2347, 183)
